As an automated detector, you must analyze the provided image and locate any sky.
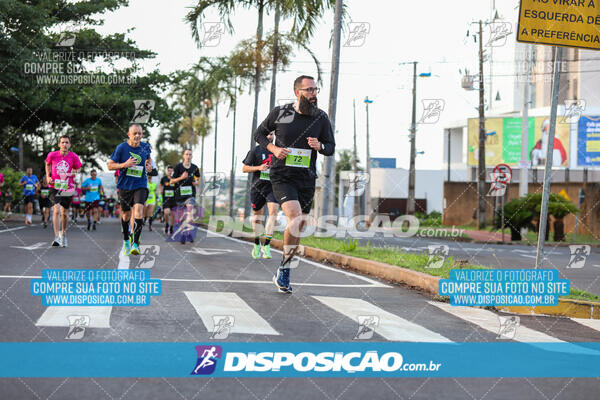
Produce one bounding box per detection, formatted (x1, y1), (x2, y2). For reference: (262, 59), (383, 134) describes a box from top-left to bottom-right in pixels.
(94, 0), (522, 174)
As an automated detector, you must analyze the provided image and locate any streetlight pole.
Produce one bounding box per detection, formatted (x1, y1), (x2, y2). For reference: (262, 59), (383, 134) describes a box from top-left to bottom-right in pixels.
(477, 20), (487, 229)
(407, 61), (418, 215)
(364, 96), (372, 218)
(229, 78), (237, 218)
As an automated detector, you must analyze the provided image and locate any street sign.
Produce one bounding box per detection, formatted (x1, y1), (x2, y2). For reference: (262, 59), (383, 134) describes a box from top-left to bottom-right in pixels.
(517, 0), (600, 50)
(492, 163), (512, 184)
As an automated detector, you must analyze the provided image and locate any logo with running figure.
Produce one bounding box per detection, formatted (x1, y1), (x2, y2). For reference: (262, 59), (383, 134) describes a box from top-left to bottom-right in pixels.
(567, 245), (591, 269)
(191, 345), (222, 375)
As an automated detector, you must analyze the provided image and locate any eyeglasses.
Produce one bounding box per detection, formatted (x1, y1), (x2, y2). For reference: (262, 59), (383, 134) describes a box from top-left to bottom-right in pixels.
(298, 87), (320, 94)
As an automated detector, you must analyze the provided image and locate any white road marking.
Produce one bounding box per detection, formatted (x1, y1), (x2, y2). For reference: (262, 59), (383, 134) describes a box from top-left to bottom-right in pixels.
(199, 227), (391, 288)
(118, 251), (129, 269)
(11, 242), (47, 250)
(184, 291), (280, 336)
(313, 296), (451, 342)
(572, 318), (600, 332)
(185, 247), (237, 256)
(35, 306), (111, 328)
(429, 301), (599, 354)
(0, 226), (27, 233)
(520, 255), (537, 259)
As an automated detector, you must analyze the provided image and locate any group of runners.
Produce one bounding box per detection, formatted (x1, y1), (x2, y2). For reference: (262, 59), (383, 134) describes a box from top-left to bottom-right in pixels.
(12, 75), (335, 294)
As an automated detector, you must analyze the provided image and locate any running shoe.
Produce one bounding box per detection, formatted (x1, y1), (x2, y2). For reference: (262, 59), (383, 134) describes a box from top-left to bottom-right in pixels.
(130, 243), (140, 255)
(87, 221), (91, 231)
(52, 236), (61, 247)
(273, 267), (292, 294)
(43, 222), (47, 229)
(261, 244), (272, 259)
(123, 240), (131, 255)
(252, 244), (261, 259)
(61, 234), (67, 248)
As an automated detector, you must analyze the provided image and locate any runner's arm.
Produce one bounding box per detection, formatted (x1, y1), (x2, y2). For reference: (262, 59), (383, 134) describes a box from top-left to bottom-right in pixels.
(318, 117), (336, 156)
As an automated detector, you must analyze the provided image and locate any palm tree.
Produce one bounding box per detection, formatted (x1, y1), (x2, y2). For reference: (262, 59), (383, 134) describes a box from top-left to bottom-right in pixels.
(186, 0), (342, 218)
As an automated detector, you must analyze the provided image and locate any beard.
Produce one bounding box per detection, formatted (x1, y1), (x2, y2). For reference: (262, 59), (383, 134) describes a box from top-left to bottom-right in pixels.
(299, 95), (319, 116)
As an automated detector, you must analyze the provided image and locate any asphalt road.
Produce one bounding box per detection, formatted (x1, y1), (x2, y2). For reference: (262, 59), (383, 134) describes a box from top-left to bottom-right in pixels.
(1, 217), (600, 399)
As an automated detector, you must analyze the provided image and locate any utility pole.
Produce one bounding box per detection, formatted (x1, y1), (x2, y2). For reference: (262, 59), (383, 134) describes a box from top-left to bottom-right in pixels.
(353, 99), (360, 217)
(364, 96), (372, 217)
(212, 99), (218, 216)
(407, 61), (418, 215)
(520, 44), (531, 198)
(477, 20), (487, 229)
(320, 0), (343, 219)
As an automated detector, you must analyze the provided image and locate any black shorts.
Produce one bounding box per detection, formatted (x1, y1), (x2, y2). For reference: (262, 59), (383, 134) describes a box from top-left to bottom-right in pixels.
(85, 200), (100, 212)
(71, 203), (80, 210)
(40, 198), (52, 209)
(23, 195), (36, 205)
(49, 188), (73, 209)
(270, 177), (315, 214)
(118, 188), (149, 212)
(163, 197), (177, 210)
(250, 187), (277, 211)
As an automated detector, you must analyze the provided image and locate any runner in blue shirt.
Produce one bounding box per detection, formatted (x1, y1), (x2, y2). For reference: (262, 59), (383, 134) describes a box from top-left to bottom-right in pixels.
(107, 123), (153, 255)
(81, 169), (104, 231)
(19, 167), (39, 225)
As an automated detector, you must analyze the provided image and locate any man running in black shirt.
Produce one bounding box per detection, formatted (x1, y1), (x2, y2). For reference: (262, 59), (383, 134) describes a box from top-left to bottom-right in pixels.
(171, 149), (201, 244)
(160, 165), (176, 235)
(253, 75), (335, 293)
(243, 131), (279, 260)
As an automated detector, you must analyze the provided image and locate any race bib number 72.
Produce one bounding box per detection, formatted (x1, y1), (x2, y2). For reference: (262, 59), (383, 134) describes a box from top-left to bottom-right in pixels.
(285, 148), (311, 168)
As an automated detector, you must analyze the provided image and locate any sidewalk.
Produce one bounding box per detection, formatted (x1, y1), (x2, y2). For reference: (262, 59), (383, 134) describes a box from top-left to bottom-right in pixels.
(463, 229), (512, 243)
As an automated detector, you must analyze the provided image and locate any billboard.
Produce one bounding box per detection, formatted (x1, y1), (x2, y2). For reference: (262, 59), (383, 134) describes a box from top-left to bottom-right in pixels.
(370, 158), (396, 168)
(577, 116), (600, 166)
(467, 117), (570, 167)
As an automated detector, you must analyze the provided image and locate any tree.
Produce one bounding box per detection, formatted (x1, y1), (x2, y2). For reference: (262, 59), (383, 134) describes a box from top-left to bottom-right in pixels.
(0, 0), (178, 171)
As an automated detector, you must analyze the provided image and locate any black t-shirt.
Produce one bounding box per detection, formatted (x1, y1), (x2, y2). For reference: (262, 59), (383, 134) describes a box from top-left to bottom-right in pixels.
(253, 103), (335, 184)
(243, 145), (274, 192)
(172, 163), (200, 197)
(160, 175), (177, 199)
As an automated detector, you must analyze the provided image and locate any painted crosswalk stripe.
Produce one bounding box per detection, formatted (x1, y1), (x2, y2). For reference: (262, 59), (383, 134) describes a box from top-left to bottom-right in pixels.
(35, 306), (111, 328)
(313, 296), (451, 342)
(184, 291), (280, 336)
(428, 301), (599, 354)
(572, 318), (600, 332)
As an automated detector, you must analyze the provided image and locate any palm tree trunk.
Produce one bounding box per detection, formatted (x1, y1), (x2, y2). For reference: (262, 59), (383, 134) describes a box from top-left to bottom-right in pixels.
(244, 0), (265, 220)
(269, 5), (281, 110)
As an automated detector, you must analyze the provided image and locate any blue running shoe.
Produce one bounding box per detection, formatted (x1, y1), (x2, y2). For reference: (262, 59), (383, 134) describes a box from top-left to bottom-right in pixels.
(130, 242), (140, 255)
(272, 267), (292, 294)
(123, 240), (131, 255)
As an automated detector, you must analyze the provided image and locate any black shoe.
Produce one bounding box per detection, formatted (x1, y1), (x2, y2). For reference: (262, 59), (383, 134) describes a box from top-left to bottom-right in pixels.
(43, 222), (47, 228)
(87, 222), (91, 231)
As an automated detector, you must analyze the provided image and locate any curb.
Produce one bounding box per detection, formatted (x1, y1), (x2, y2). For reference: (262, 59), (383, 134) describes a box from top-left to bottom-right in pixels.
(201, 224), (600, 319)
(498, 298), (600, 319)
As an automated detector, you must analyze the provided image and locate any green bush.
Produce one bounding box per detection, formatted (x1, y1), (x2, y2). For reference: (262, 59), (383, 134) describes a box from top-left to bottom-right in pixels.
(500, 197), (534, 231)
(416, 210), (442, 227)
(0, 166), (24, 203)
